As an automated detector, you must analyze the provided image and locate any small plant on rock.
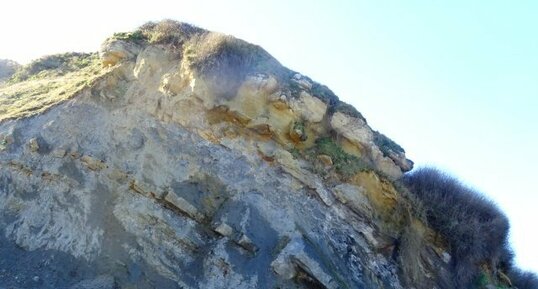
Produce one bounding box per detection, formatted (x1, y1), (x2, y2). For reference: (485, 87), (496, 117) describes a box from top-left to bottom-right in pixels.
(307, 137), (370, 178)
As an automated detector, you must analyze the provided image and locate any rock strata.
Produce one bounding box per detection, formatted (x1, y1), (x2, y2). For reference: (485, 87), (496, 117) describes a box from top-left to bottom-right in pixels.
(0, 20), (464, 289)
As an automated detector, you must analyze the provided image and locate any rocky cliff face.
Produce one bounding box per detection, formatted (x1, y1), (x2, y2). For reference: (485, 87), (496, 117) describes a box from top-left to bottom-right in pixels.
(0, 21), (515, 289)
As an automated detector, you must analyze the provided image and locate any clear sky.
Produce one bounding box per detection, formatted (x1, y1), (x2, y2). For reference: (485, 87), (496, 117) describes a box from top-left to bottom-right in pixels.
(1, 0), (537, 273)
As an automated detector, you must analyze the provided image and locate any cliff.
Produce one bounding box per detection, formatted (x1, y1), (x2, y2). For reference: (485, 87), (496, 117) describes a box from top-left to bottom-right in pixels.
(0, 20), (534, 289)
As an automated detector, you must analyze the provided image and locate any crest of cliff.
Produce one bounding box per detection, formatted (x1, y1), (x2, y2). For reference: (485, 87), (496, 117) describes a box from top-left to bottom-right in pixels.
(0, 20), (536, 289)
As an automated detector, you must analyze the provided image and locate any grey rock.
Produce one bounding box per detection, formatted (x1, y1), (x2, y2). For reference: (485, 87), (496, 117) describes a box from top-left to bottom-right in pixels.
(441, 252), (451, 264)
(70, 275), (116, 289)
(236, 233), (258, 253)
(164, 190), (205, 222)
(272, 237), (338, 289)
(291, 74), (312, 90)
(27, 138), (39, 152)
(52, 149), (67, 158)
(214, 223), (233, 237)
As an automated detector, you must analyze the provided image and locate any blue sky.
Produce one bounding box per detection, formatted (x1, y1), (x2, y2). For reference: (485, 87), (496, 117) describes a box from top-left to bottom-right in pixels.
(1, 0), (537, 273)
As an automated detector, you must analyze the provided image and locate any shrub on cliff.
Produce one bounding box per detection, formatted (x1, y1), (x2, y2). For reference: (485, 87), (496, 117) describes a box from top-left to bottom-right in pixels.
(137, 20), (203, 46)
(509, 269), (538, 289)
(0, 59), (20, 81)
(402, 167), (511, 288)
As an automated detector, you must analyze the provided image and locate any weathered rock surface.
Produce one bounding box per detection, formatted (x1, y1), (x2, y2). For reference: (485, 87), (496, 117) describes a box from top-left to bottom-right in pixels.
(0, 21), (457, 289)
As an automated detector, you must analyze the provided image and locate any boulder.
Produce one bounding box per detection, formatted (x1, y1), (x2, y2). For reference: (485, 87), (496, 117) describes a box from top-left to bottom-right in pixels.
(100, 39), (142, 66)
(290, 91), (327, 123)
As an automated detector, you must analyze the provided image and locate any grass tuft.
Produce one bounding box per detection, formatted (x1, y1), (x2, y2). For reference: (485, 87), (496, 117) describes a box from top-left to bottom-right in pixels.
(374, 131), (405, 156)
(0, 53), (104, 122)
(306, 137), (370, 178)
(137, 19), (204, 47)
(7, 53), (97, 84)
(111, 31), (147, 43)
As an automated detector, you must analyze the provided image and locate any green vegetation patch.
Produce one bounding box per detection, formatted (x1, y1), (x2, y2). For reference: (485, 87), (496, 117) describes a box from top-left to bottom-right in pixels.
(306, 137), (370, 178)
(291, 120), (307, 141)
(474, 273), (489, 289)
(111, 31), (147, 43)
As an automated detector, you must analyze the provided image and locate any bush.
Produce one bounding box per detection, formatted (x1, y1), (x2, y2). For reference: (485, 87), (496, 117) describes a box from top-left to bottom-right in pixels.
(0, 59), (20, 81)
(402, 168), (511, 288)
(509, 269), (538, 289)
(138, 19), (204, 47)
